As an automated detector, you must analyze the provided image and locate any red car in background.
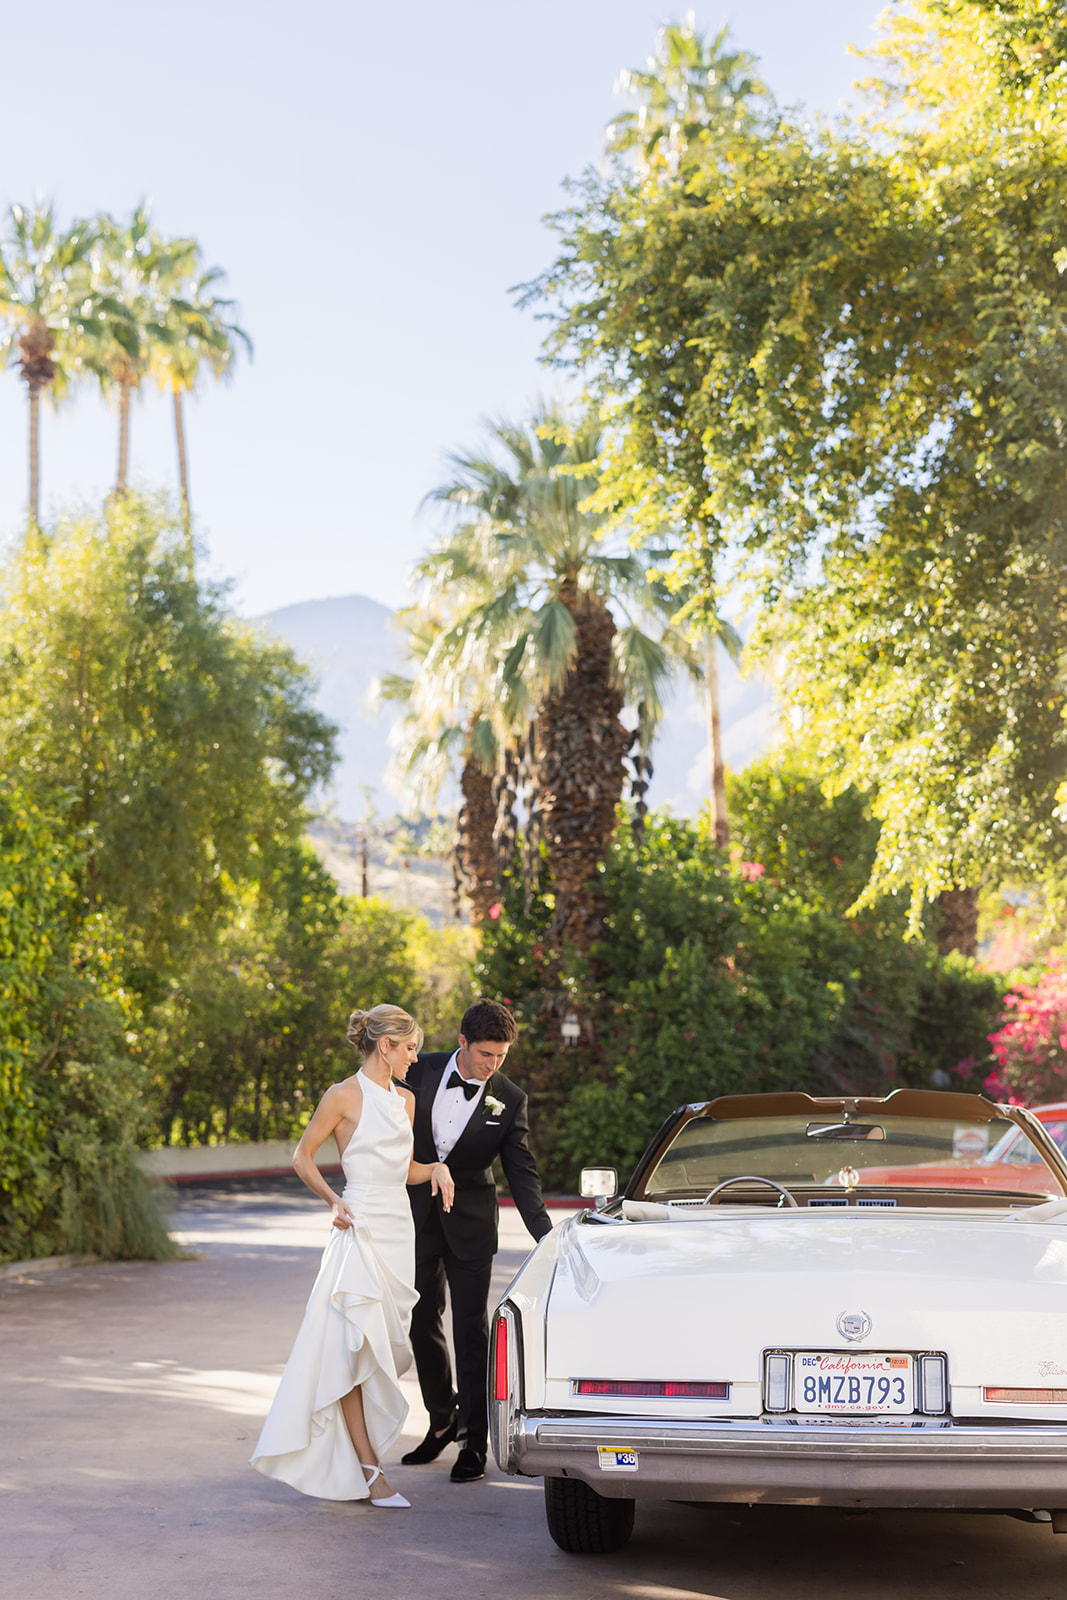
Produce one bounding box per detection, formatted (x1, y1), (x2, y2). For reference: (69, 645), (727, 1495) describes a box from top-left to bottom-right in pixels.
(851, 1101), (1067, 1197)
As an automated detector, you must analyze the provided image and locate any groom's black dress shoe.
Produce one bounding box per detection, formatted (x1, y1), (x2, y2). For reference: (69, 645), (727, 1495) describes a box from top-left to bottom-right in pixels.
(401, 1418), (457, 1465)
(449, 1447), (486, 1483)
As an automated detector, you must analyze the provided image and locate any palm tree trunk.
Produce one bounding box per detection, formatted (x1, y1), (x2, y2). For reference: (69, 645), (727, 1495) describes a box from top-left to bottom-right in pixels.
(173, 385), (192, 556)
(18, 324), (55, 530)
(535, 591), (629, 952)
(116, 382), (131, 495)
(28, 385), (40, 529)
(458, 757), (500, 922)
(704, 635), (728, 847)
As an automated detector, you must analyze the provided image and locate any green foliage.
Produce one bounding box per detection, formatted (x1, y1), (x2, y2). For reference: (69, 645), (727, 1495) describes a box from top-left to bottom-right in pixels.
(149, 863), (476, 1146)
(728, 758), (883, 917)
(0, 494), (335, 975)
(476, 790), (1003, 1189)
(902, 954), (1002, 1093)
(729, 760), (1002, 1091)
(528, 0), (1067, 917)
(0, 785), (174, 1262)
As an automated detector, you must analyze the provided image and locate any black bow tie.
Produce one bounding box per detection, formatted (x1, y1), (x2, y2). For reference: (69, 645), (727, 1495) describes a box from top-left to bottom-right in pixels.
(447, 1070), (481, 1101)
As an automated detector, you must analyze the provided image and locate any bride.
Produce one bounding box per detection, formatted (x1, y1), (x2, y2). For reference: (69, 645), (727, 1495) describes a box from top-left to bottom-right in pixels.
(251, 1003), (454, 1507)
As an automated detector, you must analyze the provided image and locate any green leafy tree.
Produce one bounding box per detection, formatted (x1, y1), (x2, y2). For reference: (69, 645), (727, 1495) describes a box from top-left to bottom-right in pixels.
(476, 798), (1002, 1188)
(0, 203), (96, 526)
(529, 0), (1067, 931)
(548, 20), (764, 845)
(0, 785), (174, 1262)
(728, 757), (884, 918)
(151, 860), (475, 1146)
(0, 493), (336, 976)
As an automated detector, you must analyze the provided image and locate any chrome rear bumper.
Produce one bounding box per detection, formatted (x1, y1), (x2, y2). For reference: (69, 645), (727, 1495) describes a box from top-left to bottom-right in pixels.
(501, 1412), (1067, 1509)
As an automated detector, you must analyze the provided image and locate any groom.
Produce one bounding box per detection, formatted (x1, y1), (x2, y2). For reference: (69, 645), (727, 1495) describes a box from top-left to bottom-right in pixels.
(403, 998), (551, 1483)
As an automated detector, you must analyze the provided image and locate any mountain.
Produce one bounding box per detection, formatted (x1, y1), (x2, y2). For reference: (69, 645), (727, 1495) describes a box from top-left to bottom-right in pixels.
(256, 594), (403, 818)
(256, 594), (775, 821)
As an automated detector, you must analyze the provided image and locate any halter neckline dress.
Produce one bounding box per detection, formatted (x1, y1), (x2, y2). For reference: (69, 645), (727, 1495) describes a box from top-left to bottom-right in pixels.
(251, 1069), (418, 1499)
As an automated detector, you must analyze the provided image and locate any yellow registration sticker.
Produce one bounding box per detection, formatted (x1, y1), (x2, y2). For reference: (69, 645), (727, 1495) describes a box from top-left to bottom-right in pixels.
(598, 1446), (638, 1472)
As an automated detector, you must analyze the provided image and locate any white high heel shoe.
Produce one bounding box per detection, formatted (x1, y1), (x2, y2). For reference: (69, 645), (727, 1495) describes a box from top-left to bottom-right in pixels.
(361, 1463), (410, 1508)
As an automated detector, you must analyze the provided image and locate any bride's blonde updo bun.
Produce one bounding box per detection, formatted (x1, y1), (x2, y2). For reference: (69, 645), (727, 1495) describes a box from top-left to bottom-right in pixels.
(346, 1003), (423, 1058)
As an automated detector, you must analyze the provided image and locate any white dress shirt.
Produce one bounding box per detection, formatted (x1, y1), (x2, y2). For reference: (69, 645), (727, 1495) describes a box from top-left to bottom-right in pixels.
(431, 1050), (487, 1161)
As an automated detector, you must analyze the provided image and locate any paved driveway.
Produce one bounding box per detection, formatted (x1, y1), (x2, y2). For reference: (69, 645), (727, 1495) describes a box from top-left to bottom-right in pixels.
(2, 1180), (1064, 1600)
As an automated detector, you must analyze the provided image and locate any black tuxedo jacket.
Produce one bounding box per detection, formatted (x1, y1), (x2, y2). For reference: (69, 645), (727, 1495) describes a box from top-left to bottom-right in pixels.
(407, 1052), (552, 1260)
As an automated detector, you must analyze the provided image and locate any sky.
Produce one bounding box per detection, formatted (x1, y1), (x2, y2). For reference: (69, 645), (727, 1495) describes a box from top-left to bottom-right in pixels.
(0, 0), (884, 617)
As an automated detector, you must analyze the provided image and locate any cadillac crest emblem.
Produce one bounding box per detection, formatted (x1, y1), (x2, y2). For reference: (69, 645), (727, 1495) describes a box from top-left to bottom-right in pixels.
(836, 1310), (872, 1342)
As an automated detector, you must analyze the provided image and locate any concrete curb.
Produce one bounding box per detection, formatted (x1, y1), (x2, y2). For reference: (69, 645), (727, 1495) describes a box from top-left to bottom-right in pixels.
(0, 1252), (99, 1282)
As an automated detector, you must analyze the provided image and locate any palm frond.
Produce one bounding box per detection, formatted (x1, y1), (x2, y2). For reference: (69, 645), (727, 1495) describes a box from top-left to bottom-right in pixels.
(530, 599), (577, 687)
(613, 624), (672, 731)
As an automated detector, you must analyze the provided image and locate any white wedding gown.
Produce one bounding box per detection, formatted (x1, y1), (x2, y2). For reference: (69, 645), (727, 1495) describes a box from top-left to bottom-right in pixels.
(251, 1070), (418, 1499)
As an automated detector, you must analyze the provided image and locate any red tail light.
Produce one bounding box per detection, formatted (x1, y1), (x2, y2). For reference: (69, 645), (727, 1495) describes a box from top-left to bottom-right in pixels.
(572, 1379), (730, 1399)
(493, 1313), (510, 1402)
(984, 1387), (1067, 1404)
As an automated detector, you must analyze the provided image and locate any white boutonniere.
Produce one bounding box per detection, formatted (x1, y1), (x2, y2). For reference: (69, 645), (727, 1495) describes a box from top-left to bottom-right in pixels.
(485, 1093), (505, 1118)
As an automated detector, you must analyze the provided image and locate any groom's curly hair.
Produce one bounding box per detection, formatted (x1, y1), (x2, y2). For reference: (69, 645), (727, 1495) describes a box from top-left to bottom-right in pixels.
(461, 998), (519, 1044)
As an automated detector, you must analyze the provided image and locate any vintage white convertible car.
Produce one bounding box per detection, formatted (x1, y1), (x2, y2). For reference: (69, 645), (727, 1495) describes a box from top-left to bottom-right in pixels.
(489, 1089), (1067, 1553)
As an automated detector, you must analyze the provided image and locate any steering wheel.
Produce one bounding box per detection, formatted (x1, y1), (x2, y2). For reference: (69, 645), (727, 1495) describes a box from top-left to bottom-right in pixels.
(703, 1175), (800, 1209)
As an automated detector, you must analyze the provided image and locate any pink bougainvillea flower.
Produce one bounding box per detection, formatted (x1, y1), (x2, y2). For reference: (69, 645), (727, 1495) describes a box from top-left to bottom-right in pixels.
(988, 964), (1067, 1105)
(487, 902), (503, 920)
(739, 861), (765, 882)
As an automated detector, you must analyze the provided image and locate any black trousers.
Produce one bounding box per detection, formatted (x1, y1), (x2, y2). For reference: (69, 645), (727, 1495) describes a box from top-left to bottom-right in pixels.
(410, 1211), (493, 1455)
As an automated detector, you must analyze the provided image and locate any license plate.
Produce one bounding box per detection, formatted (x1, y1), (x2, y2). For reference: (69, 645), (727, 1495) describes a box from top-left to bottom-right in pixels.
(793, 1353), (914, 1414)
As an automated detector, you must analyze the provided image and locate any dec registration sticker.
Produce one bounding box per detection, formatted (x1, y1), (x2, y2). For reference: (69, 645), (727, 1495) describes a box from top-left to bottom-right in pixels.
(598, 1446), (638, 1472)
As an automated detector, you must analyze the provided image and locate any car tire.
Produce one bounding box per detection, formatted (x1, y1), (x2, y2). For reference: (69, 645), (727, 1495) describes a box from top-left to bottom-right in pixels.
(543, 1475), (635, 1553)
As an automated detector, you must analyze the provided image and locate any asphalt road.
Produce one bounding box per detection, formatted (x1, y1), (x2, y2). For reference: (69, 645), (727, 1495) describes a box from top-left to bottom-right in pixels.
(2, 1180), (1065, 1600)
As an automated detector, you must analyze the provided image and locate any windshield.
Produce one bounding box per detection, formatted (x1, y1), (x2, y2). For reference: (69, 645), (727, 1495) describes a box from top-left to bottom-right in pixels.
(988, 1118), (1067, 1165)
(642, 1113), (1067, 1200)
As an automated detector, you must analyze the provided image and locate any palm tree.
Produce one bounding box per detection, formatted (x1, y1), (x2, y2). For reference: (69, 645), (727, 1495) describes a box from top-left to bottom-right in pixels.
(416, 404), (691, 951)
(381, 603), (510, 923)
(83, 206), (163, 495)
(607, 13), (766, 177)
(0, 202), (96, 526)
(149, 255), (251, 541)
(608, 19), (764, 843)
(86, 207), (198, 497)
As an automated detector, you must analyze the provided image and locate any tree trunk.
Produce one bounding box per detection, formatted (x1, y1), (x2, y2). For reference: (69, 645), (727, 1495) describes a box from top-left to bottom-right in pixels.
(116, 382), (131, 495)
(458, 757), (499, 922)
(936, 887), (979, 958)
(28, 385), (40, 529)
(18, 323), (55, 529)
(704, 634), (728, 847)
(534, 592), (629, 952)
(173, 384), (192, 556)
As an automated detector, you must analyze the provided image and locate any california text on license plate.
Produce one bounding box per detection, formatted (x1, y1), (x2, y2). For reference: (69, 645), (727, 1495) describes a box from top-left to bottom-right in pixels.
(794, 1353), (914, 1414)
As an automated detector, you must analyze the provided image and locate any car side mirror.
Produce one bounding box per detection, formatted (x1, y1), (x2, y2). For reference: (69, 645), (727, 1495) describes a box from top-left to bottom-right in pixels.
(580, 1167), (618, 1208)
